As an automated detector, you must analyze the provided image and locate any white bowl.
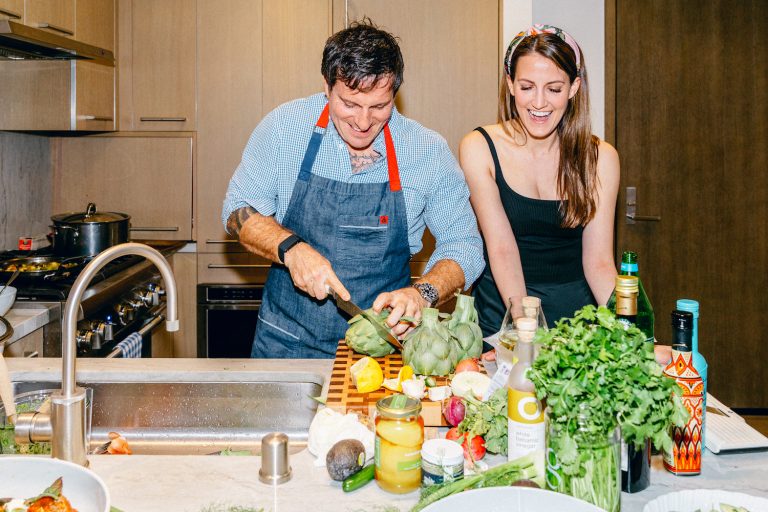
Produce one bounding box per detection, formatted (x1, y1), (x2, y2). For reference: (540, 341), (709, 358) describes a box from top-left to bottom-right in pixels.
(419, 486), (605, 512)
(0, 456), (110, 512)
(0, 285), (16, 316)
(643, 489), (768, 512)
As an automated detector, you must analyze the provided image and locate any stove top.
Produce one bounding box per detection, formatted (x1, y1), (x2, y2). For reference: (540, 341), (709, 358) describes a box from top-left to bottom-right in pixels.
(0, 248), (146, 301)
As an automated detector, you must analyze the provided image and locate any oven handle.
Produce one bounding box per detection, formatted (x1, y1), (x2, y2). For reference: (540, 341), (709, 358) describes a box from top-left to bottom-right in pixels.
(106, 314), (165, 358)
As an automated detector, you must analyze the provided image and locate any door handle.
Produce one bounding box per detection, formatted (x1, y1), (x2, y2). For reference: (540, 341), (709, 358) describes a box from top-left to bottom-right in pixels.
(625, 187), (661, 224)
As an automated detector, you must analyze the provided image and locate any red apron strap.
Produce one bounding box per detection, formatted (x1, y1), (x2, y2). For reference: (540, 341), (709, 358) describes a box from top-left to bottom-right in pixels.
(383, 124), (401, 192)
(316, 104), (330, 128)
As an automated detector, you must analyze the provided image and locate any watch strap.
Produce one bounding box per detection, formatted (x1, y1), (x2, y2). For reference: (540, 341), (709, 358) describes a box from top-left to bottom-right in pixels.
(277, 234), (304, 264)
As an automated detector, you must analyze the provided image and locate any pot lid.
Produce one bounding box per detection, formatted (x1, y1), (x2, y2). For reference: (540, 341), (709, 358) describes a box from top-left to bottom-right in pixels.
(52, 203), (130, 223)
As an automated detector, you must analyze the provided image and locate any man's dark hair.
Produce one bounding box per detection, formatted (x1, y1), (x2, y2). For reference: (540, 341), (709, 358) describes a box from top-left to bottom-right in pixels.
(321, 18), (404, 93)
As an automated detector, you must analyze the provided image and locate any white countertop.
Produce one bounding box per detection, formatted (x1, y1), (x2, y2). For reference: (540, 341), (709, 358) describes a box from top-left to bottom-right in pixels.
(3, 358), (768, 512)
(0, 304), (56, 346)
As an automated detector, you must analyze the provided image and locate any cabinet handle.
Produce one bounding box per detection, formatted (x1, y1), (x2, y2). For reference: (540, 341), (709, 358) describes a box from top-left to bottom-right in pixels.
(205, 239), (239, 244)
(130, 226), (180, 232)
(36, 22), (74, 36)
(78, 115), (114, 121)
(0, 7), (22, 19)
(625, 187), (661, 224)
(25, 351), (40, 358)
(139, 117), (187, 122)
(207, 264), (271, 269)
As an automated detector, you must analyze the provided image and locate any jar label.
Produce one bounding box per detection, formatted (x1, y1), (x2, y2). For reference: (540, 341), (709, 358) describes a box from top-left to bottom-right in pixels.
(397, 456), (422, 472)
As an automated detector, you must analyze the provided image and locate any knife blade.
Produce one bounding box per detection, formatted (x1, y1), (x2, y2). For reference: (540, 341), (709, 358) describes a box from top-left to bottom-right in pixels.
(328, 288), (403, 351)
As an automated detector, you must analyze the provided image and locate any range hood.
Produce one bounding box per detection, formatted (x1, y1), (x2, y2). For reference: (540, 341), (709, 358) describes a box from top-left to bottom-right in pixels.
(0, 19), (113, 66)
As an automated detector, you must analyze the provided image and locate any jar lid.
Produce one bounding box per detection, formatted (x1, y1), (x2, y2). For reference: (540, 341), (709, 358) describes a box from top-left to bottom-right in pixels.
(376, 394), (421, 418)
(421, 438), (464, 465)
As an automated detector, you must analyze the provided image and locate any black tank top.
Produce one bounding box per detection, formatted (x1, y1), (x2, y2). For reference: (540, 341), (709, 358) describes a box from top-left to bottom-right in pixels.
(474, 126), (584, 284)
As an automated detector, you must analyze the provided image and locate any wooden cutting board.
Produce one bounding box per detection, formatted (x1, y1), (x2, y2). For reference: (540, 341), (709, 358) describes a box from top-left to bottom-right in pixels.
(326, 340), (451, 426)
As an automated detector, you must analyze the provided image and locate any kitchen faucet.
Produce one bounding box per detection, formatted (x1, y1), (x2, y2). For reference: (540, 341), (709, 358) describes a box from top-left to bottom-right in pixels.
(14, 243), (179, 466)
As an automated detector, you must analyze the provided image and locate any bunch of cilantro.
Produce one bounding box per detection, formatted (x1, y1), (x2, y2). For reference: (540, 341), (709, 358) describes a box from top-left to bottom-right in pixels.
(529, 305), (689, 477)
(458, 387), (507, 455)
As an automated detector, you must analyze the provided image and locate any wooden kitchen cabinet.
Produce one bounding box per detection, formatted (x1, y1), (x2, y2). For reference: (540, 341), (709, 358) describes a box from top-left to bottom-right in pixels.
(0, 60), (115, 131)
(75, 0), (115, 52)
(118, 0), (196, 131)
(52, 135), (194, 241)
(0, 0), (23, 20)
(332, 0), (499, 154)
(197, 253), (272, 285)
(24, 0), (74, 37)
(3, 329), (43, 358)
(196, 0), (332, 252)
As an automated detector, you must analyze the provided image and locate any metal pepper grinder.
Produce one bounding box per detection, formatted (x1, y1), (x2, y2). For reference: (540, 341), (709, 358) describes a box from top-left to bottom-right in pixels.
(259, 432), (292, 484)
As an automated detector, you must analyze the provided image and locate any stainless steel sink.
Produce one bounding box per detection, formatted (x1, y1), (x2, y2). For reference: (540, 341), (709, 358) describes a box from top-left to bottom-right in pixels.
(11, 378), (323, 455)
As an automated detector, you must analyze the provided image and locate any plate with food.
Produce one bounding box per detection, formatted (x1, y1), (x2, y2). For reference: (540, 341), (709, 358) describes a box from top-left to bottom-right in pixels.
(0, 456), (110, 512)
(643, 489), (768, 512)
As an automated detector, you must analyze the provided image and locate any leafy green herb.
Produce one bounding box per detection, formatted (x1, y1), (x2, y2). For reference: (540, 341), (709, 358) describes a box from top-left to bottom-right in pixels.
(457, 387), (507, 455)
(411, 453), (540, 512)
(529, 305), (689, 473)
(217, 448), (251, 456)
(24, 477), (62, 506)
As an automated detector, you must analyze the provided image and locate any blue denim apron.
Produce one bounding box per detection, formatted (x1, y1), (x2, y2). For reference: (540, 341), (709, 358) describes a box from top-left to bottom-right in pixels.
(251, 104), (412, 358)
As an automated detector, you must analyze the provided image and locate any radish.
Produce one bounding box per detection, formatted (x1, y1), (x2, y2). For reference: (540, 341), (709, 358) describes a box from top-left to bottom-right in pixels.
(442, 396), (466, 426)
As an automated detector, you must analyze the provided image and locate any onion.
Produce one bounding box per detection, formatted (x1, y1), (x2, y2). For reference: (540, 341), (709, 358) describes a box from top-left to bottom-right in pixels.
(442, 396), (466, 426)
(454, 358), (481, 374)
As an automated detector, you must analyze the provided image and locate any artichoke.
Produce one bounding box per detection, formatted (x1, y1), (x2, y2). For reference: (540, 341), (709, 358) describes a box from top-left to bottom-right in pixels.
(444, 293), (483, 361)
(402, 308), (458, 376)
(345, 308), (395, 357)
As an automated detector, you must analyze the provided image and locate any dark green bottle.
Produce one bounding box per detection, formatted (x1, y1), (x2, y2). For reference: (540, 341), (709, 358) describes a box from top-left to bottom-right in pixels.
(607, 251), (655, 343)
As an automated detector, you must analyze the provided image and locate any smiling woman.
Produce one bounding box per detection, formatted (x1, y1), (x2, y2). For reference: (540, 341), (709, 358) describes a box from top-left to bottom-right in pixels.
(459, 24), (620, 339)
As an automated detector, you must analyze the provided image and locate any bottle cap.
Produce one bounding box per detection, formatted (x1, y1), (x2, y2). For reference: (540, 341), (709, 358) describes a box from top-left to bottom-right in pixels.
(671, 310), (693, 331)
(259, 432), (292, 485)
(621, 251), (638, 264)
(614, 275), (639, 293)
(676, 299), (699, 318)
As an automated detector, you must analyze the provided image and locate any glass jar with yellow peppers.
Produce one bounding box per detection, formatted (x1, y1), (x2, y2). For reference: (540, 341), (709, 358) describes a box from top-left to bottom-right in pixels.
(374, 394), (424, 493)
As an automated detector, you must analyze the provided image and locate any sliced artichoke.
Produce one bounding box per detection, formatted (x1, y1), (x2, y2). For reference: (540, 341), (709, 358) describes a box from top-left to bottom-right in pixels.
(344, 308), (395, 357)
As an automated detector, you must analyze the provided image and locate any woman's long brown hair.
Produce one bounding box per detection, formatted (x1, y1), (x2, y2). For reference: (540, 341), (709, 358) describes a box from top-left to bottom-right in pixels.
(499, 33), (599, 228)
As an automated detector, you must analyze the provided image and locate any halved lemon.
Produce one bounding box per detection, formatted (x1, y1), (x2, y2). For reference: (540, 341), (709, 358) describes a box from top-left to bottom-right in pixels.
(382, 364), (415, 392)
(350, 357), (384, 394)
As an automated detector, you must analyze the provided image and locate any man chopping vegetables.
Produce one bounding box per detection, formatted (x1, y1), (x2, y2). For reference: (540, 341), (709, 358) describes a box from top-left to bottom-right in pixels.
(221, 20), (484, 358)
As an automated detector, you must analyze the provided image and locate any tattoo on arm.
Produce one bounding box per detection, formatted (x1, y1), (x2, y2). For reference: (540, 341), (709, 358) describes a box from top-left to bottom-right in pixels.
(226, 206), (257, 239)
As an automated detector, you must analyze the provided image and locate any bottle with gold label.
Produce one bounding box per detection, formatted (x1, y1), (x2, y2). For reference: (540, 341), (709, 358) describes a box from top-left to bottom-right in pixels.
(374, 394), (424, 493)
(611, 275), (651, 493)
(507, 316), (545, 471)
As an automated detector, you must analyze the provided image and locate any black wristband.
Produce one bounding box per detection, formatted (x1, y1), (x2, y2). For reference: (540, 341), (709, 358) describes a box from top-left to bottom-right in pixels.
(277, 234), (304, 264)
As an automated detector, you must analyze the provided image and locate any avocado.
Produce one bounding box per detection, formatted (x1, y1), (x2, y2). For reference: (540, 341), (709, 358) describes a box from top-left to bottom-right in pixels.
(326, 439), (366, 481)
(510, 479), (541, 488)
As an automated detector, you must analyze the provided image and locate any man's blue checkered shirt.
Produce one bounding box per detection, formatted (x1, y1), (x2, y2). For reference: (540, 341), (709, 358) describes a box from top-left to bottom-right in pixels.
(222, 93), (484, 288)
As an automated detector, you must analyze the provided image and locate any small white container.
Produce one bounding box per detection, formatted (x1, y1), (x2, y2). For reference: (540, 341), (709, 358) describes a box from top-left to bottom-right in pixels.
(421, 438), (464, 486)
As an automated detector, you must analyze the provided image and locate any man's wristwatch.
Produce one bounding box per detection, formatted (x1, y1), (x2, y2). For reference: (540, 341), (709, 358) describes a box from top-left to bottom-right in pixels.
(413, 282), (439, 308)
(277, 234), (304, 264)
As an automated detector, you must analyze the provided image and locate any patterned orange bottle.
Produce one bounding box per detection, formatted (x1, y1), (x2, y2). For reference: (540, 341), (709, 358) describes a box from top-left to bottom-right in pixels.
(663, 310), (703, 475)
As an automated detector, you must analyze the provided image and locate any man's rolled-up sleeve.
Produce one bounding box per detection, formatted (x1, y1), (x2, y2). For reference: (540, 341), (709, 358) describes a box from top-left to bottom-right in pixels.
(423, 142), (485, 289)
(221, 109), (282, 228)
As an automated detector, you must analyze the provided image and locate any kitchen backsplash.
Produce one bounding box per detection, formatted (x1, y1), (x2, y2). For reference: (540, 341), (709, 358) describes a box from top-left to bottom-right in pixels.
(0, 132), (51, 251)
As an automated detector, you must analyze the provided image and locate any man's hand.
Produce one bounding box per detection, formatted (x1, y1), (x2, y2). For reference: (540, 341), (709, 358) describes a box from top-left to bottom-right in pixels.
(372, 287), (426, 337)
(283, 242), (350, 301)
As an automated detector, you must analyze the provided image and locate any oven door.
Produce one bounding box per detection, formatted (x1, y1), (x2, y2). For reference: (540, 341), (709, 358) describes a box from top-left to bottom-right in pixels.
(197, 284), (262, 358)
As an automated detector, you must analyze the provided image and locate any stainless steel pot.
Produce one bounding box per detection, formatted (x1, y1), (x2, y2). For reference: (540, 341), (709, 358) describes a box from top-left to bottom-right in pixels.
(51, 203), (131, 257)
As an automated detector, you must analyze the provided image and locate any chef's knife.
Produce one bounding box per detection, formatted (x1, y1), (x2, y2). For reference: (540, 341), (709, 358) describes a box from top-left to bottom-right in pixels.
(328, 288), (403, 351)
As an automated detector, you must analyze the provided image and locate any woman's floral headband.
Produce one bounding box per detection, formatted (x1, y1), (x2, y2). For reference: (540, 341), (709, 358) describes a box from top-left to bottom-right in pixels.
(504, 24), (581, 76)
